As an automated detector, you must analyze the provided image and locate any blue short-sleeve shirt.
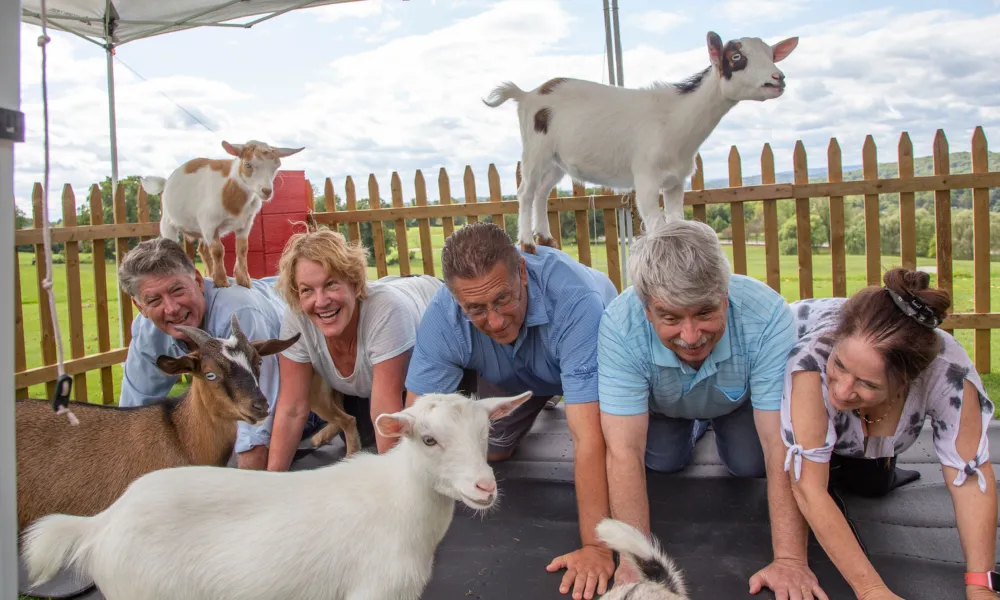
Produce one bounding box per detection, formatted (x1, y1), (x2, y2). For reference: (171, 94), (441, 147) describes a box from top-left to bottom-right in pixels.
(598, 274), (796, 419)
(404, 246), (619, 404)
(119, 275), (287, 453)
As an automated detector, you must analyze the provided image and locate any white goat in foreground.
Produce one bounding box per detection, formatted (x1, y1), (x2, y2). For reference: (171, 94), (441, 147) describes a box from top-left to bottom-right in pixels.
(596, 519), (689, 600)
(141, 140), (303, 288)
(22, 391), (532, 600)
(484, 31), (798, 251)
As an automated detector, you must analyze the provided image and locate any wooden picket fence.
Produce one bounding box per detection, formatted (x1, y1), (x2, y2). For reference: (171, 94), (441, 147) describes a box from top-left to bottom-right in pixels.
(13, 126), (1000, 404)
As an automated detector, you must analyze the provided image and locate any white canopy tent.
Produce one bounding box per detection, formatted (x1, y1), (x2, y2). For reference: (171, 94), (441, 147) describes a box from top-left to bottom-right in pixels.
(20, 0), (384, 191)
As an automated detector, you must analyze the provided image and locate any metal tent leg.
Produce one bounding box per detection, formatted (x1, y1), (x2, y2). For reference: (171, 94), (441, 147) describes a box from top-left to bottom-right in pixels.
(1, 0), (23, 597)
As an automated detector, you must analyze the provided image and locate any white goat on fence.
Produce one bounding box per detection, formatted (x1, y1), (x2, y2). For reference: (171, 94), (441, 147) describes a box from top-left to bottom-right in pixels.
(22, 391), (532, 600)
(483, 31), (798, 251)
(141, 140), (304, 288)
(596, 519), (690, 600)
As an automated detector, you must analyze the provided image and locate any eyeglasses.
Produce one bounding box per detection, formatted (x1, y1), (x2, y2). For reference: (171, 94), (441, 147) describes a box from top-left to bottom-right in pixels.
(461, 280), (523, 322)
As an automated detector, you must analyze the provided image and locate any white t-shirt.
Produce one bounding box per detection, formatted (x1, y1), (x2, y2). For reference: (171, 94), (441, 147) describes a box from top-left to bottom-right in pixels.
(279, 275), (443, 398)
(780, 296), (994, 493)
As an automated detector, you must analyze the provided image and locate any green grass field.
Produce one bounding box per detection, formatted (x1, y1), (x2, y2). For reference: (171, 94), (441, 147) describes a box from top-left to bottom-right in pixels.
(17, 224), (1000, 406)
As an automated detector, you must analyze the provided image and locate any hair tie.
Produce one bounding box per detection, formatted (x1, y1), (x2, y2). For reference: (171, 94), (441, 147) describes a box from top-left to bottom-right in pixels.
(886, 287), (942, 329)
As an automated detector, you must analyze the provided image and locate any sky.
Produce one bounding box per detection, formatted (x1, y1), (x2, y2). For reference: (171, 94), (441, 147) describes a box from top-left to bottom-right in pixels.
(13, 0), (1000, 219)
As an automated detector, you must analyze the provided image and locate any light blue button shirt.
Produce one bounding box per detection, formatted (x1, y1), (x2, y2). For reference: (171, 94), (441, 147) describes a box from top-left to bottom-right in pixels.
(119, 275), (287, 453)
(598, 274), (796, 419)
(405, 246), (619, 404)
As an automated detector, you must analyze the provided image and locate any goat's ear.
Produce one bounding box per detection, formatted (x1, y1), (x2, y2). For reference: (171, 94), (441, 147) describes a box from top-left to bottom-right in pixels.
(156, 353), (200, 376)
(251, 333), (301, 357)
(479, 391), (533, 421)
(375, 412), (415, 438)
(706, 31), (724, 67)
(273, 146), (304, 158)
(771, 36), (798, 63)
(221, 141), (244, 157)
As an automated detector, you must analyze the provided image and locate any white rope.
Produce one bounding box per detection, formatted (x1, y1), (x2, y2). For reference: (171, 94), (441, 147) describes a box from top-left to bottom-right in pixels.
(37, 0), (78, 426)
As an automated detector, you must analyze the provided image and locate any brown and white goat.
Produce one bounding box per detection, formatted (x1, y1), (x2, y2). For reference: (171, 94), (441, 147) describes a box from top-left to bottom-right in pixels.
(14, 315), (300, 533)
(140, 140), (304, 288)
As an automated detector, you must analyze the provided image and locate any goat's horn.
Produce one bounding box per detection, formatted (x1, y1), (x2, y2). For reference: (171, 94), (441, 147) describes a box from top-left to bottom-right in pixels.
(230, 314), (249, 345)
(175, 325), (215, 349)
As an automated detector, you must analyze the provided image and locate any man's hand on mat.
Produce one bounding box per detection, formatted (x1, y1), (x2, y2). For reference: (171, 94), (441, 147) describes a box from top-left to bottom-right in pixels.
(749, 558), (829, 600)
(610, 560), (640, 588)
(858, 587), (904, 600)
(237, 445), (269, 470)
(546, 544), (615, 600)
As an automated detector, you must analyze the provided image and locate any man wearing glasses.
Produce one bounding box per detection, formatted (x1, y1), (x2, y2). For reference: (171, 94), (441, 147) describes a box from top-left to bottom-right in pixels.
(404, 221), (618, 600)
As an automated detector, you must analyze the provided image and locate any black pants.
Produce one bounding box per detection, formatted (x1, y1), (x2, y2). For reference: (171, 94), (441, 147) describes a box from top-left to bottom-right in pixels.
(826, 454), (921, 555)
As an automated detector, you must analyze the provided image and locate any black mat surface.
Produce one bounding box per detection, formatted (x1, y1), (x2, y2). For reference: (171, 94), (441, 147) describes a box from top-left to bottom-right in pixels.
(19, 405), (1000, 600)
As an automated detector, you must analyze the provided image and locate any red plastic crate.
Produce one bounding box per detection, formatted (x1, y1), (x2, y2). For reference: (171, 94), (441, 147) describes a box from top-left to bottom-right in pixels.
(261, 212), (309, 255)
(262, 171), (307, 215)
(220, 215), (265, 254)
(222, 250), (266, 281)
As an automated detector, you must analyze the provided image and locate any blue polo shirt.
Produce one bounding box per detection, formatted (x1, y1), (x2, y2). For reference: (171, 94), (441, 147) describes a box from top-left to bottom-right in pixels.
(404, 246), (619, 403)
(119, 275), (287, 453)
(597, 274), (796, 419)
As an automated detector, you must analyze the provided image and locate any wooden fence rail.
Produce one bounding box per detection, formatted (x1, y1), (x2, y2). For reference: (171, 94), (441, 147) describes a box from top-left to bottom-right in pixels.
(13, 127), (999, 403)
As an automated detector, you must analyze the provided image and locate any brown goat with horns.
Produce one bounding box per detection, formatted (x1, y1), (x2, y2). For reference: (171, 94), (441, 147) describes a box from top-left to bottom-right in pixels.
(15, 314), (299, 534)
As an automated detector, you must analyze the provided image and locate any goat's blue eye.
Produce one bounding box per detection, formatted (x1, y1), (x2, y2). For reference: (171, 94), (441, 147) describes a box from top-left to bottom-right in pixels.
(205, 372), (217, 381)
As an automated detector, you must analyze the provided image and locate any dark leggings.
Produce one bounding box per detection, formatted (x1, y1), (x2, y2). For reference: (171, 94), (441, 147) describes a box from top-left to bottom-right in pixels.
(826, 454), (921, 555)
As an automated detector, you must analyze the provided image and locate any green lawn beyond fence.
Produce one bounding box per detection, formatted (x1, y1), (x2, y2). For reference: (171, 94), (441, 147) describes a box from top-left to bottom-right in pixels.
(17, 225), (1000, 406)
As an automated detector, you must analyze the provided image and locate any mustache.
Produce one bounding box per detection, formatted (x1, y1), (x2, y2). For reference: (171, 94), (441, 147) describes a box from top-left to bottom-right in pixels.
(670, 334), (711, 349)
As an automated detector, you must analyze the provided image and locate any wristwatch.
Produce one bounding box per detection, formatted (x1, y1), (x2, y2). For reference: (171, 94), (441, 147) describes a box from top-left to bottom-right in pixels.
(966, 571), (1000, 592)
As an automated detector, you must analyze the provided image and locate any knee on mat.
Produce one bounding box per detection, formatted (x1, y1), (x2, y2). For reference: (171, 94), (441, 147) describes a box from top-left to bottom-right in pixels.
(645, 451), (693, 474)
(723, 452), (767, 478)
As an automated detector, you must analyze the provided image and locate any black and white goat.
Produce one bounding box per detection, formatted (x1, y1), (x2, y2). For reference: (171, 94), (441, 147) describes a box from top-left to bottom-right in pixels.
(483, 31), (798, 251)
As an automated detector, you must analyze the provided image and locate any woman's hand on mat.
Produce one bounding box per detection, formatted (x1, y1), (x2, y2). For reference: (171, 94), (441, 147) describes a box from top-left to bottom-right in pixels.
(968, 584), (999, 600)
(749, 558), (829, 600)
(546, 544), (615, 600)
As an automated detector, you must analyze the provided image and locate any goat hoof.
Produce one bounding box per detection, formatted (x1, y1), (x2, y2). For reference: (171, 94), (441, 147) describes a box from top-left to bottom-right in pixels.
(534, 235), (558, 249)
(235, 272), (252, 288)
(519, 242), (537, 254)
(212, 276), (231, 288)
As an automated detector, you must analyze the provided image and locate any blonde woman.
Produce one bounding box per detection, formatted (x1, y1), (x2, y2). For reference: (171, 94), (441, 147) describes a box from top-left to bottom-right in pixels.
(265, 228), (442, 470)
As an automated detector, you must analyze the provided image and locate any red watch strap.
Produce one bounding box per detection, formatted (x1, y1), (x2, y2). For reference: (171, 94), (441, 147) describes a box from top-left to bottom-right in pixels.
(966, 572), (999, 590)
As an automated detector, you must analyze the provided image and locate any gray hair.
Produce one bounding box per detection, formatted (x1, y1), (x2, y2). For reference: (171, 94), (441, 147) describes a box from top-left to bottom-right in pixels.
(628, 219), (730, 309)
(440, 222), (520, 290)
(118, 237), (198, 299)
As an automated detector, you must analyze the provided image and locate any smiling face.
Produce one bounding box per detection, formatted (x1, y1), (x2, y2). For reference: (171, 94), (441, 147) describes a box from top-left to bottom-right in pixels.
(451, 259), (528, 345)
(825, 335), (893, 412)
(134, 271), (207, 343)
(294, 258), (359, 340)
(644, 294), (728, 369)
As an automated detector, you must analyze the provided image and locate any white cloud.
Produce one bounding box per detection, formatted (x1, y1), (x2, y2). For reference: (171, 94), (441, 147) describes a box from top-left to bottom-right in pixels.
(629, 10), (691, 34)
(717, 0), (812, 23)
(13, 2), (1000, 222)
(312, 0), (383, 22)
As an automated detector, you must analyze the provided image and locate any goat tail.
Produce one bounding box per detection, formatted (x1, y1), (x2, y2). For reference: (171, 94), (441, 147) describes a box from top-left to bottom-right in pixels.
(21, 513), (96, 587)
(595, 519), (688, 597)
(139, 176), (166, 195)
(482, 81), (524, 107)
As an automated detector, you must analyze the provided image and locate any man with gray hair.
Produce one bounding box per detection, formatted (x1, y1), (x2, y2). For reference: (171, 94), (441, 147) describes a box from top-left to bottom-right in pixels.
(404, 221), (620, 600)
(598, 219), (828, 599)
(117, 237), (288, 470)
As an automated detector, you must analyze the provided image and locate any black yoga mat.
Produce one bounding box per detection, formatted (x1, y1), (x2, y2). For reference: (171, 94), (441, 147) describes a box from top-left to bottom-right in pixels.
(19, 406), (999, 599)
